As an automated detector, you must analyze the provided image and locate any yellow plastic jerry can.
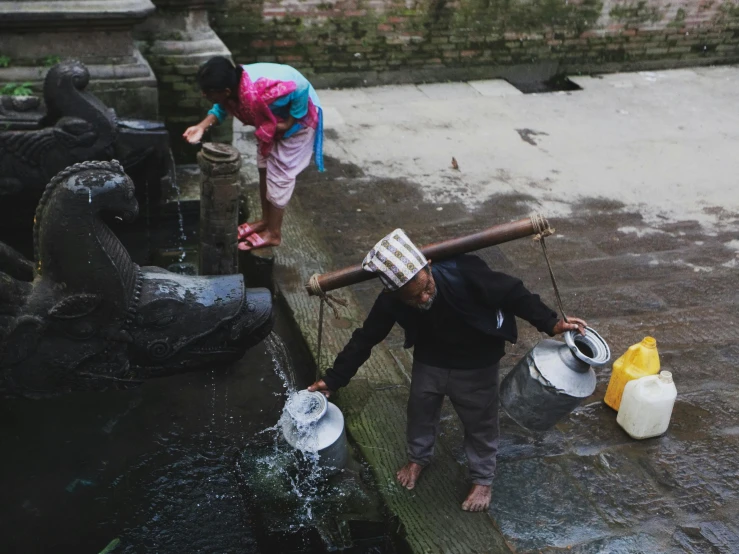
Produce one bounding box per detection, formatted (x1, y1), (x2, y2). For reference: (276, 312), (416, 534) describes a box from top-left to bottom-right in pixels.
(604, 336), (660, 411)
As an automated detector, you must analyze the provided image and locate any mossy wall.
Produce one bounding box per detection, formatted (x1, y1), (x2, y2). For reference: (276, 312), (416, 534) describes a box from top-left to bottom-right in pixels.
(210, 0), (739, 86)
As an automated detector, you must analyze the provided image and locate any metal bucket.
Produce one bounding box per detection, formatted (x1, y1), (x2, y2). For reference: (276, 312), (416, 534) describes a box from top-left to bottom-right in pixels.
(281, 390), (348, 471)
(500, 327), (611, 432)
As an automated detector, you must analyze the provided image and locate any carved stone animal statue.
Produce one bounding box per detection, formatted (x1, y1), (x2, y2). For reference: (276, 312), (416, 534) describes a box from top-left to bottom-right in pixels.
(0, 60), (174, 227)
(0, 61), (115, 199)
(0, 161), (273, 397)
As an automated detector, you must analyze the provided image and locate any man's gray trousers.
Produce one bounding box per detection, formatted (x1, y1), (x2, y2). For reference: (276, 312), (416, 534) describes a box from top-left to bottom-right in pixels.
(406, 359), (500, 485)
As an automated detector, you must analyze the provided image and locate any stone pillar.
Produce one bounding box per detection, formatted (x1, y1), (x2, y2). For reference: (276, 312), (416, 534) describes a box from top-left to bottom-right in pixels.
(0, 0), (159, 119)
(135, 0), (232, 164)
(197, 142), (241, 275)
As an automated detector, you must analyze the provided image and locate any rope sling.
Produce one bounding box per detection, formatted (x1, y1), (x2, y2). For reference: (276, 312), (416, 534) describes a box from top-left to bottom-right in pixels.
(306, 273), (347, 376)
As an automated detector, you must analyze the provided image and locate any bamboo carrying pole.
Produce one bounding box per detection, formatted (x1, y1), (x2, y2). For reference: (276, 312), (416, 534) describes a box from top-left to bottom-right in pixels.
(306, 214), (551, 295)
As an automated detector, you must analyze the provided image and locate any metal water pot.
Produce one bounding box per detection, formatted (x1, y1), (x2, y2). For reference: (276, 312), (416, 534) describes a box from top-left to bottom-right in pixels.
(500, 327), (611, 432)
(281, 390), (348, 471)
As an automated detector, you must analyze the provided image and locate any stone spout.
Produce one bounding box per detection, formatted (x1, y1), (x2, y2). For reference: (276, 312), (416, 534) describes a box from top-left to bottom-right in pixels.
(0, 160), (273, 397)
(0, 60), (174, 228)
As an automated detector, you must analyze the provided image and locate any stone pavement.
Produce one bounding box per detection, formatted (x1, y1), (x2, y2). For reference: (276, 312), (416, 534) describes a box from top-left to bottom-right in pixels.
(234, 67), (739, 553)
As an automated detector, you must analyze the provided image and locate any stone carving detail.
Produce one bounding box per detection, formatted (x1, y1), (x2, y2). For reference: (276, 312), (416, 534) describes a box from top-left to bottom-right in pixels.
(0, 59), (174, 224)
(0, 161), (273, 396)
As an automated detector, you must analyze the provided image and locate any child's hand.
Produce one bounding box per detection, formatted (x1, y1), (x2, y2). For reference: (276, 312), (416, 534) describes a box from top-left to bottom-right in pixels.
(275, 115), (295, 133)
(183, 125), (205, 144)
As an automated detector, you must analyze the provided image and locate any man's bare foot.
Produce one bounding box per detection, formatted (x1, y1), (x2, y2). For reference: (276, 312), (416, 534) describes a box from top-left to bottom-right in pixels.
(461, 484), (491, 512)
(396, 462), (424, 490)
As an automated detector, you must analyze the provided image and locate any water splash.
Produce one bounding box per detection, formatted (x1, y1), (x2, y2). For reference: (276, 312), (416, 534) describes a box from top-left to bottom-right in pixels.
(250, 420), (326, 528)
(249, 332), (330, 528)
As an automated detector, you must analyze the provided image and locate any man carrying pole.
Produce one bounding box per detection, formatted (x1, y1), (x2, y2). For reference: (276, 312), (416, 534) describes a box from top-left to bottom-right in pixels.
(308, 228), (587, 512)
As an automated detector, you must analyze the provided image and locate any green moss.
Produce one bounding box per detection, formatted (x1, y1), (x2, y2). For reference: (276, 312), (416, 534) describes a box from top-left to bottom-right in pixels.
(452, 0), (603, 35)
(719, 0), (739, 19)
(42, 55), (61, 67)
(609, 1), (663, 24)
(0, 82), (34, 96)
(668, 7), (687, 27)
(210, 0), (739, 80)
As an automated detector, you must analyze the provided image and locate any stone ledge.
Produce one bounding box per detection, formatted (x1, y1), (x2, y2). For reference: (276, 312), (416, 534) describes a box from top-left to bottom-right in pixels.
(0, 50), (159, 119)
(0, 0), (154, 28)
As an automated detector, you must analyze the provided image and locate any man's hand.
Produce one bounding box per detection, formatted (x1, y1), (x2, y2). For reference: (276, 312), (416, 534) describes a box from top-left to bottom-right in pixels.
(552, 317), (587, 336)
(275, 115), (295, 133)
(307, 379), (332, 398)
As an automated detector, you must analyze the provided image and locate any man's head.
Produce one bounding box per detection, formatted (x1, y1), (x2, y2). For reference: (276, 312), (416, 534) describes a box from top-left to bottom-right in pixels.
(362, 229), (436, 310)
(197, 56), (241, 104)
(395, 263), (436, 310)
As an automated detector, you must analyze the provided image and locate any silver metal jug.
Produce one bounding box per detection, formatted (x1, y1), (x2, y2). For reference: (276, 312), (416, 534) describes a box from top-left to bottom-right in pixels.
(500, 327), (611, 432)
(281, 390), (348, 471)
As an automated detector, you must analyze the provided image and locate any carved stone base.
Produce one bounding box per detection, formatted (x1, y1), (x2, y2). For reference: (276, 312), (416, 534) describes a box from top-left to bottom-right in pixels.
(198, 143), (241, 276)
(136, 3), (233, 163)
(0, 0), (160, 119)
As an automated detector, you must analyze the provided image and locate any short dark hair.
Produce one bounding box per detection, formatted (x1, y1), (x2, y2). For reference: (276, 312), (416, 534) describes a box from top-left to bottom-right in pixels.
(196, 56), (243, 92)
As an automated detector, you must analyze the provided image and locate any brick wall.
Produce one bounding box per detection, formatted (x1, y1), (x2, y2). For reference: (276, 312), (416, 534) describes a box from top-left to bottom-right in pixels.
(210, 0), (739, 87)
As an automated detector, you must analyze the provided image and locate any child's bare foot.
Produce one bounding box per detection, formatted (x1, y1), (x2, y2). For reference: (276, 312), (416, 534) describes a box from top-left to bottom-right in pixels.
(461, 484), (491, 512)
(396, 462), (424, 490)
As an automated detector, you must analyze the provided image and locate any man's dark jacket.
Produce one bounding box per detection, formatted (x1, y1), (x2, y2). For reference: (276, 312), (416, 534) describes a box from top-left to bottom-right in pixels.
(323, 254), (559, 391)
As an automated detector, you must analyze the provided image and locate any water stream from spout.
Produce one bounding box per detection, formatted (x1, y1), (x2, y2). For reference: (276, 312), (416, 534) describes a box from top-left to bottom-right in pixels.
(250, 331), (328, 528)
(209, 368), (217, 453)
(144, 172), (152, 264)
(168, 168), (188, 262)
(263, 332), (298, 394)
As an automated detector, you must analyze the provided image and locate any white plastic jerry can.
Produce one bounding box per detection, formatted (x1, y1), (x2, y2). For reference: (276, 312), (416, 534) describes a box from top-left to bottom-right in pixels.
(617, 371), (677, 440)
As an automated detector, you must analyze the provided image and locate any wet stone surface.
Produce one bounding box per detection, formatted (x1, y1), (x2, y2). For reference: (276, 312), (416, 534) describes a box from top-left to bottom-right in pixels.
(293, 153), (739, 552)
(554, 402), (636, 456)
(559, 533), (668, 554)
(673, 521), (739, 553)
(490, 457), (612, 551)
(495, 413), (568, 463)
(562, 449), (677, 526)
(563, 284), (669, 318)
(0, 305), (397, 553)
